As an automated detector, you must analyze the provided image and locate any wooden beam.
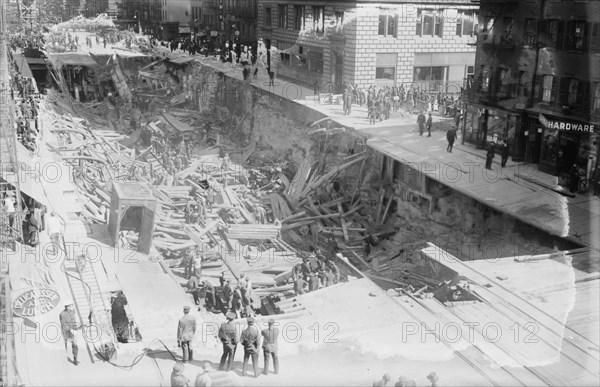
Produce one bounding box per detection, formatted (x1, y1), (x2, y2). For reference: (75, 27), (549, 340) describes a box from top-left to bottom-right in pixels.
(337, 203), (350, 243)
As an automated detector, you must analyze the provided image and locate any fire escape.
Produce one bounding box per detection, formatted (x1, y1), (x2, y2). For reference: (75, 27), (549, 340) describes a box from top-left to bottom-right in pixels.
(463, 0), (519, 104)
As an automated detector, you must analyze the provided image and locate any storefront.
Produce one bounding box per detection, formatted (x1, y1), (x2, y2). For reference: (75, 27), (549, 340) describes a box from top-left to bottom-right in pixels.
(530, 111), (599, 178)
(463, 105), (520, 157)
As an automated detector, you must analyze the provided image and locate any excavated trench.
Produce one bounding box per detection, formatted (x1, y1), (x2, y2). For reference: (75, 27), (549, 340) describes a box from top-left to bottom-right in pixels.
(71, 56), (581, 287)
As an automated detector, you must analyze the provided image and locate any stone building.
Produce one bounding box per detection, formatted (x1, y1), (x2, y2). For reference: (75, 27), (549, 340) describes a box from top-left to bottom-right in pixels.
(463, 0), (600, 180)
(200, 0), (258, 44)
(256, 0), (478, 91)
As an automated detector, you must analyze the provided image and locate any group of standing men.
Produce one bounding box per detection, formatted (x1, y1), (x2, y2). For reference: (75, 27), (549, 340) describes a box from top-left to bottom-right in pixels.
(174, 306), (279, 385)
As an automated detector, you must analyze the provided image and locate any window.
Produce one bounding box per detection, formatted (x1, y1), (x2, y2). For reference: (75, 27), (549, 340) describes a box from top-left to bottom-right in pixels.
(308, 51), (323, 73)
(293, 5), (304, 30)
(498, 68), (510, 95)
(481, 66), (490, 92)
(265, 7), (272, 27)
(456, 10), (476, 36)
(466, 65), (474, 79)
(542, 75), (554, 102)
(567, 79), (579, 105)
(375, 53), (397, 80)
(416, 9), (442, 37)
(335, 11), (344, 27)
(594, 83), (600, 112)
(312, 6), (324, 33)
(278, 5), (287, 28)
(280, 52), (290, 66)
(378, 11), (396, 37)
(501, 17), (514, 43)
(523, 18), (537, 46)
(566, 21), (586, 50)
(546, 20), (559, 49)
(591, 23), (600, 53)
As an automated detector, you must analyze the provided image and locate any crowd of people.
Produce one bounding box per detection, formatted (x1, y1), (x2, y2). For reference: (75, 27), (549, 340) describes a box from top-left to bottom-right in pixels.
(315, 80), (464, 127)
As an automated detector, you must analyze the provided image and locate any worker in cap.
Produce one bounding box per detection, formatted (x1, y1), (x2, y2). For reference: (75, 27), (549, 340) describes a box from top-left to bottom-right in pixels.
(261, 318), (279, 375)
(177, 306), (196, 363)
(218, 312), (238, 371)
(195, 362), (212, 387)
(373, 373), (392, 387)
(427, 372), (439, 387)
(59, 301), (80, 365)
(240, 314), (260, 377)
(170, 362), (189, 387)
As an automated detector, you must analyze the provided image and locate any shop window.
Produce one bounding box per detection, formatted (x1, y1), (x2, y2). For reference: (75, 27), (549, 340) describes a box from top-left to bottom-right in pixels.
(378, 11), (396, 37)
(264, 7), (272, 27)
(278, 5), (287, 28)
(594, 83), (600, 112)
(376, 53), (397, 80)
(523, 18), (537, 46)
(293, 5), (304, 30)
(565, 21), (586, 50)
(312, 6), (324, 33)
(456, 10), (476, 36)
(540, 128), (560, 166)
(416, 9), (442, 37)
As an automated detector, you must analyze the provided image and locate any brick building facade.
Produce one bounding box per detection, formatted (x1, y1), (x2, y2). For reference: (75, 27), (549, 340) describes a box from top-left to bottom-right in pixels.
(463, 0), (600, 180)
(256, 0), (478, 91)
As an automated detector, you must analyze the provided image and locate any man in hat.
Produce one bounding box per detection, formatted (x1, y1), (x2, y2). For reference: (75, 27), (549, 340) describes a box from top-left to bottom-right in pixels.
(177, 306), (197, 363)
(222, 279), (233, 311)
(194, 362), (212, 387)
(261, 318), (279, 375)
(204, 281), (216, 312)
(170, 362), (190, 387)
(241, 316), (260, 377)
(59, 302), (81, 365)
(417, 111), (426, 136)
(218, 312), (238, 371)
(446, 127), (457, 153)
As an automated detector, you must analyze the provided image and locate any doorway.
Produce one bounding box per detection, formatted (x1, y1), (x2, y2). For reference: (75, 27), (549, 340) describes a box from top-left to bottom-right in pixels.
(333, 50), (343, 93)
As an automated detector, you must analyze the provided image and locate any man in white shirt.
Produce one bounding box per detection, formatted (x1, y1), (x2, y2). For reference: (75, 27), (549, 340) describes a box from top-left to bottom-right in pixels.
(46, 211), (64, 256)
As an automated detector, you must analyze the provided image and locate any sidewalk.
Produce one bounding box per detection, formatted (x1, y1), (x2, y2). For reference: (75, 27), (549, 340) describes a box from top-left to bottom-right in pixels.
(364, 124), (600, 251)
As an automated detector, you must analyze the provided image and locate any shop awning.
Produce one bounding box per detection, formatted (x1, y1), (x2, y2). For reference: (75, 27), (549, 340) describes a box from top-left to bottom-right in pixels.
(0, 143), (50, 207)
(414, 52), (476, 66)
(47, 53), (98, 67)
(179, 23), (191, 34)
(12, 53), (35, 79)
